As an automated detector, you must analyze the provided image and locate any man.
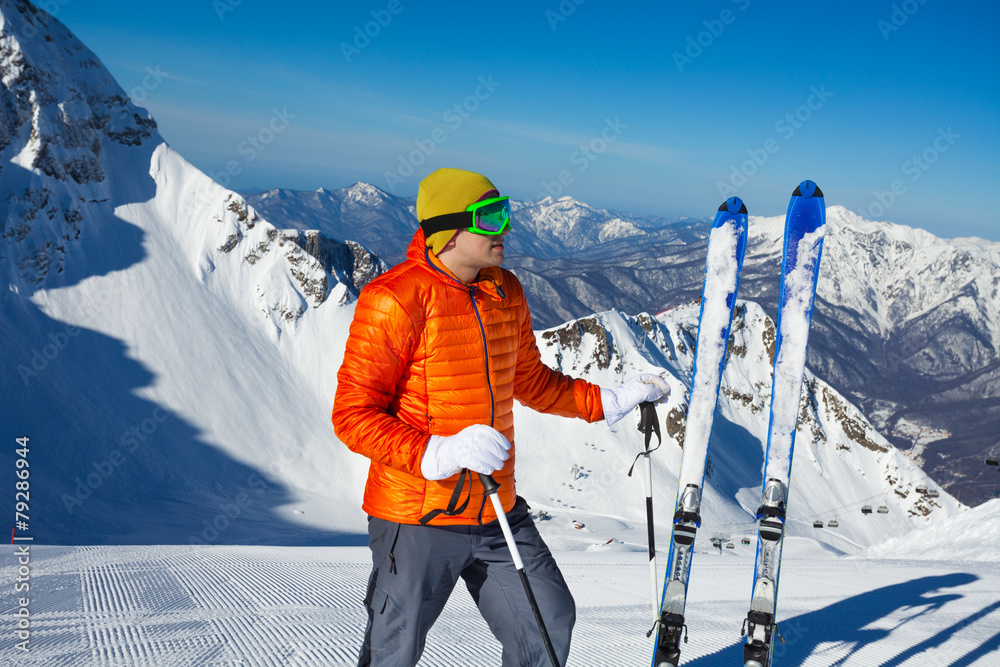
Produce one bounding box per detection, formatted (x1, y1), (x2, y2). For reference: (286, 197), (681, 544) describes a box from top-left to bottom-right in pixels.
(332, 167), (668, 666)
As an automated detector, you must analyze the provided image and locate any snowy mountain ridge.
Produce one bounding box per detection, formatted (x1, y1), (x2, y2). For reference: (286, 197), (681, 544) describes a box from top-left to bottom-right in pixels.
(0, 0), (383, 321)
(757, 204), (1000, 355)
(0, 0), (158, 286)
(511, 195), (652, 253)
(249, 183), (417, 266)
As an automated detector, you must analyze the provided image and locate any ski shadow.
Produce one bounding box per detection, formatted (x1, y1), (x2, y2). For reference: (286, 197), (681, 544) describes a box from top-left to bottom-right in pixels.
(950, 627), (1000, 667)
(0, 157), (363, 546)
(685, 572), (987, 666)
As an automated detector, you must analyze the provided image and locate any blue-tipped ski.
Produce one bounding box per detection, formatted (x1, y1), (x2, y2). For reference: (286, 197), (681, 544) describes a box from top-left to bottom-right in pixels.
(742, 181), (826, 667)
(651, 197), (748, 667)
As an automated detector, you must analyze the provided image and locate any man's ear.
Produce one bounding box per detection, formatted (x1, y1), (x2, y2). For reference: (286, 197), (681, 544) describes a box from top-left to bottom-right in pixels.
(438, 230), (462, 255)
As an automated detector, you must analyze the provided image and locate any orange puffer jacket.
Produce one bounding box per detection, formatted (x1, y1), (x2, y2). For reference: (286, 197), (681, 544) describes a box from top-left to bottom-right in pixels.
(332, 230), (605, 525)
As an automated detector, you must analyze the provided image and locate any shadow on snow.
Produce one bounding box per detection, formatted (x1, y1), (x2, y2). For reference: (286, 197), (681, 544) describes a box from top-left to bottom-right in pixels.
(0, 159), (363, 547)
(685, 572), (996, 666)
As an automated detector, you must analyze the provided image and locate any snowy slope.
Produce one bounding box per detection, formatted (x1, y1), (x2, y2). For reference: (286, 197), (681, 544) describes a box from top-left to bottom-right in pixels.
(855, 498), (1000, 563)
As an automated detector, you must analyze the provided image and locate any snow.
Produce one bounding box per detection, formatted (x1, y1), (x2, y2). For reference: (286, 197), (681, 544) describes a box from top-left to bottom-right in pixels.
(2, 544), (998, 665)
(857, 499), (1000, 563)
(678, 220), (742, 487)
(766, 226), (826, 482)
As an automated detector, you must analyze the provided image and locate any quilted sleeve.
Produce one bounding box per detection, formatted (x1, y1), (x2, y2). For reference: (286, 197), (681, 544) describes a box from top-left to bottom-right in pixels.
(331, 282), (429, 476)
(511, 285), (604, 422)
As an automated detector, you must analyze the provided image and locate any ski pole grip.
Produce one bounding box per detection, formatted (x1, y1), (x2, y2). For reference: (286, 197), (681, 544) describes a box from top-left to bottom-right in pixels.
(479, 473), (501, 496)
(638, 401), (654, 430)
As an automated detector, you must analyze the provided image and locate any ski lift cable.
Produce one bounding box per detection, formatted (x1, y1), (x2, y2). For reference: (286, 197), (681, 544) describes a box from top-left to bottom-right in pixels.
(785, 492), (895, 523)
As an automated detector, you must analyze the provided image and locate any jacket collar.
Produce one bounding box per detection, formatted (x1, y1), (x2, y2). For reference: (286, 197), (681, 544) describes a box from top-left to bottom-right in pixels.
(406, 230), (506, 301)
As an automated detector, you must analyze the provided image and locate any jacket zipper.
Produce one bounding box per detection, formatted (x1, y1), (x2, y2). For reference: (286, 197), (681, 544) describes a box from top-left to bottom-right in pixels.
(423, 247), (497, 428)
(469, 286), (496, 428)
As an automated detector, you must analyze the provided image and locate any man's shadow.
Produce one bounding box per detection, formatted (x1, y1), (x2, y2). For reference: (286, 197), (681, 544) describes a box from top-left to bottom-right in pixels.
(685, 572), (999, 666)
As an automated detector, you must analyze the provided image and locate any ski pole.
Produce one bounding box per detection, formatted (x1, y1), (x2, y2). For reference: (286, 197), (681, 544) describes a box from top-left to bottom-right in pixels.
(629, 401), (662, 622)
(479, 473), (561, 667)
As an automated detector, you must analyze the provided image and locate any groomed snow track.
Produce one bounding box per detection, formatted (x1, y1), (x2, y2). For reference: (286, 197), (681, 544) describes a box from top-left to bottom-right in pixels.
(2, 545), (999, 665)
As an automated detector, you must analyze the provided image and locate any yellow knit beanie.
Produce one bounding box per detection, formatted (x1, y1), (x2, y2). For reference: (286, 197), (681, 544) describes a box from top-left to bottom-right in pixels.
(417, 168), (499, 255)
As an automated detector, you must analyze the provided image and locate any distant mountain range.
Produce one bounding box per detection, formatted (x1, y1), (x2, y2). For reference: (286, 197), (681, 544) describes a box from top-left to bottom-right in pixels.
(246, 186), (1000, 507)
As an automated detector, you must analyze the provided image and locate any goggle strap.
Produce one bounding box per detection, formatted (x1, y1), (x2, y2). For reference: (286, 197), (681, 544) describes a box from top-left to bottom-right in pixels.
(420, 211), (472, 237)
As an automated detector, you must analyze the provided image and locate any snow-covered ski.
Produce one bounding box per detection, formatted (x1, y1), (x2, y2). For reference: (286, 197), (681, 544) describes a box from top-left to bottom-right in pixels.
(651, 197), (748, 667)
(741, 181), (826, 667)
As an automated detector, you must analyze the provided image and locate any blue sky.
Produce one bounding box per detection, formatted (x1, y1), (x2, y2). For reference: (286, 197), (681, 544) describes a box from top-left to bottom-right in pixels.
(53, 0), (999, 240)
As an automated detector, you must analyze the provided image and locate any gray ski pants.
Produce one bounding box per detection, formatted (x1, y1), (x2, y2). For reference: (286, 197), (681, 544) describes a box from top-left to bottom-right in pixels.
(358, 496), (575, 666)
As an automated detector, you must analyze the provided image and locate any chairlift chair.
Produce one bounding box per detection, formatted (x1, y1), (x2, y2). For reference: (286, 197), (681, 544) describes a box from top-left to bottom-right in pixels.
(915, 485), (928, 494)
(827, 519), (839, 528)
(877, 505), (889, 514)
(725, 542), (735, 549)
(926, 489), (939, 498)
(741, 536), (751, 545)
(986, 455), (999, 467)
(861, 505), (873, 515)
(813, 520), (824, 528)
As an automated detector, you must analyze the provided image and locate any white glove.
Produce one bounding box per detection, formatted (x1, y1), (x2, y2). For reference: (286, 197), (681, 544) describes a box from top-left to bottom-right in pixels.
(420, 424), (511, 481)
(602, 373), (671, 426)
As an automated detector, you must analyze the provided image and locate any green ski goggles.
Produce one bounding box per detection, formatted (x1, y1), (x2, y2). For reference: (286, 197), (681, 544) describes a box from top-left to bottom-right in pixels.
(420, 196), (512, 237)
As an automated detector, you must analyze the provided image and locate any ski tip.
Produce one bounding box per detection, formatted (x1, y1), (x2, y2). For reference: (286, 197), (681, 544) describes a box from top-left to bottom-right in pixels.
(719, 196), (748, 215)
(792, 180), (824, 199)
